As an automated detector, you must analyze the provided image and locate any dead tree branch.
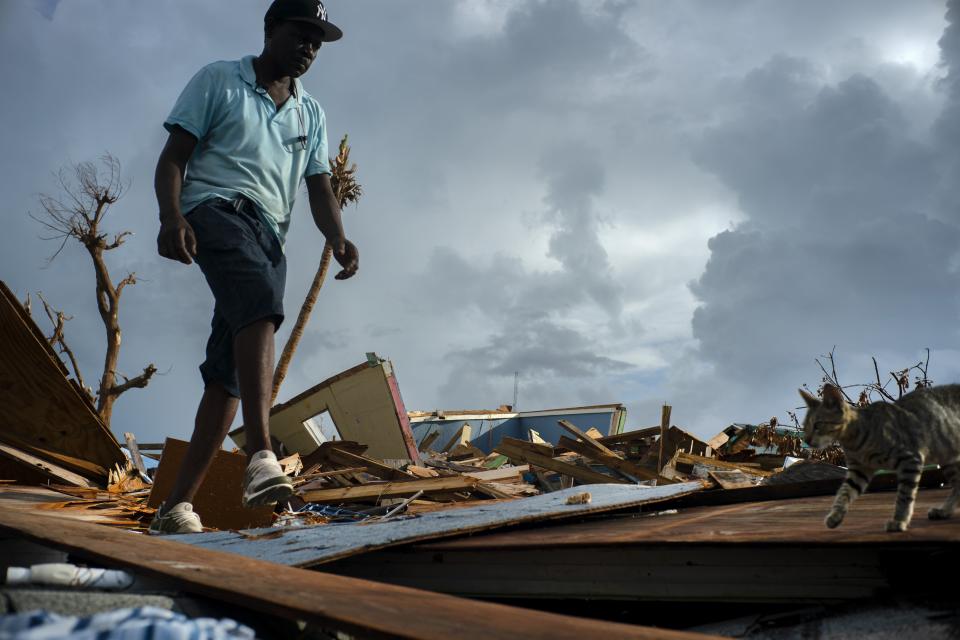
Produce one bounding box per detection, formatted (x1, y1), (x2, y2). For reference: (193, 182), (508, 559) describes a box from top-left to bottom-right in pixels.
(31, 155), (154, 426)
(36, 292), (92, 402)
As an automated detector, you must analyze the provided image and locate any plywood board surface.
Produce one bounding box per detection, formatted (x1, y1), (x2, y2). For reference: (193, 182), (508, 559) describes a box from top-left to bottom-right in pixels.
(420, 488), (960, 551)
(147, 438), (273, 530)
(0, 281), (124, 475)
(0, 507), (717, 640)
(175, 482), (703, 567)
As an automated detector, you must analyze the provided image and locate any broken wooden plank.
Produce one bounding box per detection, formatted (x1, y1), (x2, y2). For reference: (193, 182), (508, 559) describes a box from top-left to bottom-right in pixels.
(182, 482), (704, 568)
(494, 438), (627, 486)
(557, 420), (623, 458)
(556, 436), (657, 481)
(440, 424), (472, 454)
(405, 465), (442, 479)
(317, 446), (417, 482)
(658, 405), (672, 472)
(597, 426), (661, 447)
(708, 470), (759, 490)
(123, 432), (150, 481)
(448, 443), (486, 461)
(300, 476), (479, 503)
(677, 452), (773, 478)
(147, 438), (273, 530)
(0, 443), (95, 488)
(528, 429), (547, 444)
(0, 507), (711, 640)
(417, 430), (441, 453)
(463, 465), (530, 482)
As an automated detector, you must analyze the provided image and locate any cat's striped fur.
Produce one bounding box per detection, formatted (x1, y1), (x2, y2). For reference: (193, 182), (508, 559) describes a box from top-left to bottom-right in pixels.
(799, 383), (960, 532)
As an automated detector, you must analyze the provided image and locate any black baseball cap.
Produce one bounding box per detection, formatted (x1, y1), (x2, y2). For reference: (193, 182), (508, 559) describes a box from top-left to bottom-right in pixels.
(265, 0), (343, 42)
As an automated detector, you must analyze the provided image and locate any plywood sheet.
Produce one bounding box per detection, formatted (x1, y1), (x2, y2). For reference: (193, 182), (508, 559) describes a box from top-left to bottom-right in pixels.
(147, 438), (272, 530)
(420, 488), (960, 551)
(0, 507), (716, 640)
(0, 281), (124, 476)
(175, 482), (703, 567)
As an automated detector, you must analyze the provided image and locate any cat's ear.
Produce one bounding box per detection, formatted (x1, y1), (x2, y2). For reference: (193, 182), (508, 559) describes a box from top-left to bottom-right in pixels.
(821, 384), (844, 409)
(799, 388), (820, 408)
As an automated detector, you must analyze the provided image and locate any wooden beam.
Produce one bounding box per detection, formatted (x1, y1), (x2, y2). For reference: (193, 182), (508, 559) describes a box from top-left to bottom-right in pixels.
(0, 508), (710, 640)
(0, 442), (96, 488)
(134, 443), (166, 451)
(676, 452), (773, 478)
(463, 465), (530, 482)
(318, 447), (417, 483)
(123, 432), (150, 480)
(441, 424), (472, 454)
(417, 430), (440, 452)
(556, 436), (657, 481)
(658, 405), (672, 472)
(300, 476), (479, 503)
(597, 426), (661, 447)
(494, 438), (626, 486)
(557, 420), (621, 458)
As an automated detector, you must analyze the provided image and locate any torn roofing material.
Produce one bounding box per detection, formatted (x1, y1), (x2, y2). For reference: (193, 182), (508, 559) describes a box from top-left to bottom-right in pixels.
(174, 482), (704, 567)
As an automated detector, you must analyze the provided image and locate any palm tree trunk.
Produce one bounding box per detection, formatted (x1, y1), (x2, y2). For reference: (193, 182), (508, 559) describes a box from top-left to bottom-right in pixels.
(271, 242), (333, 403)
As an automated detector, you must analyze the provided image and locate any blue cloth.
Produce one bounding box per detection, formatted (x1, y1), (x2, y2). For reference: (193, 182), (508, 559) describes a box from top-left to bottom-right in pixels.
(186, 197), (287, 398)
(165, 55), (331, 244)
(0, 606), (255, 639)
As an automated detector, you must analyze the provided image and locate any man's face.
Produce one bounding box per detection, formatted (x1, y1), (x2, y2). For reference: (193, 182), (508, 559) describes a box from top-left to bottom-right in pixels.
(266, 20), (326, 77)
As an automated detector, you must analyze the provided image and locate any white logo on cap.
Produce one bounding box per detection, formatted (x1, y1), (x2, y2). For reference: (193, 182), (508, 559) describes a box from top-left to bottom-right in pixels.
(317, 2), (325, 19)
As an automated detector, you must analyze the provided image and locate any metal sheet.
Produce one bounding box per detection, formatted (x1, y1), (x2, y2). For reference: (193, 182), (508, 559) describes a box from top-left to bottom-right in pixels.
(175, 482), (703, 567)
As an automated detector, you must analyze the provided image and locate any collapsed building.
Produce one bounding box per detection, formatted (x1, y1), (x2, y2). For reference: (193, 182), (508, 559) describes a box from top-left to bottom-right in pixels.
(0, 279), (957, 639)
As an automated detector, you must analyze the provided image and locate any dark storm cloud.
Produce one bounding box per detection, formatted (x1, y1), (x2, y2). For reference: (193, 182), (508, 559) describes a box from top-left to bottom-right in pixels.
(431, 147), (632, 407)
(675, 24), (960, 433)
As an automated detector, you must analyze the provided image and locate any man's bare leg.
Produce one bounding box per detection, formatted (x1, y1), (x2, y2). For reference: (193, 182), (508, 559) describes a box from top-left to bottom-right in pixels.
(235, 318), (293, 505)
(163, 383), (239, 508)
(234, 318), (276, 456)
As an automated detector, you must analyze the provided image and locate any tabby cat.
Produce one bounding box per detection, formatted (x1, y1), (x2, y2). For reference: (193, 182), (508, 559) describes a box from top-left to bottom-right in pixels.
(799, 383), (960, 532)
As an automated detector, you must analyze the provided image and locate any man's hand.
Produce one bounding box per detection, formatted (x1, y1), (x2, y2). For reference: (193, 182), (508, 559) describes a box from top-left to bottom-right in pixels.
(330, 237), (359, 280)
(157, 214), (198, 265)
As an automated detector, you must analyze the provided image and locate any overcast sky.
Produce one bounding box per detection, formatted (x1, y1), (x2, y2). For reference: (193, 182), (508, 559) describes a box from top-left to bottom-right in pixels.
(2, 0), (959, 445)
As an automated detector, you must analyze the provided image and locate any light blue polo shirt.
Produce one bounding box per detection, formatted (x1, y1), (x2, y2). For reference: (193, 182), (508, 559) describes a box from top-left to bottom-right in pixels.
(164, 55), (330, 243)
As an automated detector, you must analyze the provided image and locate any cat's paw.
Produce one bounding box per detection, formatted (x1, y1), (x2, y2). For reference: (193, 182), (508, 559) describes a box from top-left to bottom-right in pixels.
(928, 507), (953, 520)
(824, 511), (844, 529)
(885, 519), (908, 532)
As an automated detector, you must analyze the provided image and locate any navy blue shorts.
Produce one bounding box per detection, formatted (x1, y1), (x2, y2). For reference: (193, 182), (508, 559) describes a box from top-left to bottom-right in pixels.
(185, 197), (286, 398)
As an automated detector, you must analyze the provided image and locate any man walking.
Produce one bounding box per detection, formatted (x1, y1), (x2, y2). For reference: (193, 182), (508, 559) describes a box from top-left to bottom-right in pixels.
(151, 0), (358, 534)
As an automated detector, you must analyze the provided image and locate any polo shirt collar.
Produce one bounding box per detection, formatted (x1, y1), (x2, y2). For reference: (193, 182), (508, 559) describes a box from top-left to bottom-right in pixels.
(238, 55), (303, 107)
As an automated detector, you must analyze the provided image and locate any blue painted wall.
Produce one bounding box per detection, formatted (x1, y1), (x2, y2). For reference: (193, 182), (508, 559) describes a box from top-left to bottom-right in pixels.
(411, 410), (620, 454)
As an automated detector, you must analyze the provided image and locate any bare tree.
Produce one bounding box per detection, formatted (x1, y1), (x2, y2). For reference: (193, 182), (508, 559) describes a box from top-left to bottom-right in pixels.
(31, 154), (156, 427)
(272, 135), (362, 402)
(35, 292), (94, 402)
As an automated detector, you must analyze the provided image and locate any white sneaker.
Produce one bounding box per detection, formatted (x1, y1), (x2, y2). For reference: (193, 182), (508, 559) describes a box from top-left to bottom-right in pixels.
(149, 502), (203, 534)
(242, 450), (294, 507)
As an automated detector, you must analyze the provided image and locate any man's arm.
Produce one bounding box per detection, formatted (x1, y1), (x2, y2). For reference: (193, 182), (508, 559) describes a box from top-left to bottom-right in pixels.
(305, 173), (359, 280)
(155, 127), (199, 264)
